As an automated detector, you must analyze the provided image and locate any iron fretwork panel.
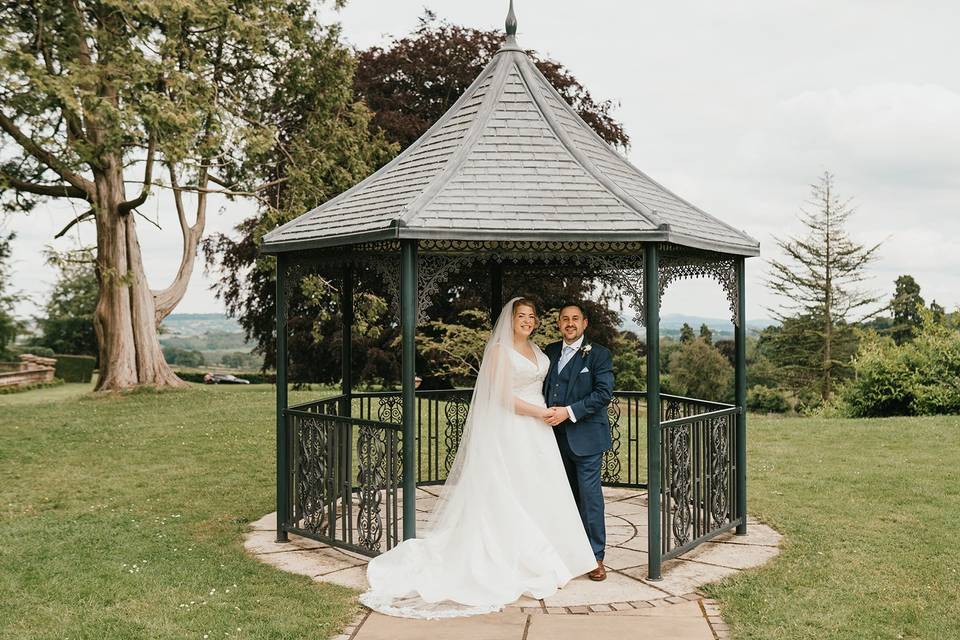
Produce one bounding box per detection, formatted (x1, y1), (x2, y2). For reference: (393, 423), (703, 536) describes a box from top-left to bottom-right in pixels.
(660, 406), (740, 561)
(285, 401), (401, 557)
(443, 394), (471, 474)
(659, 255), (739, 326)
(602, 395), (623, 483)
(356, 424), (385, 553)
(295, 416), (332, 536)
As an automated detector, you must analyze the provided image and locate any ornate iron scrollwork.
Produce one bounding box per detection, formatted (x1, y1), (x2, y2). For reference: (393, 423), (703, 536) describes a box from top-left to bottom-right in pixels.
(709, 415), (730, 527)
(378, 396), (403, 484)
(356, 424), (385, 552)
(417, 254), (479, 325)
(659, 256), (739, 326)
(297, 416), (330, 535)
(668, 422), (693, 546)
(602, 395), (622, 483)
(664, 399), (682, 421)
(443, 394), (470, 473)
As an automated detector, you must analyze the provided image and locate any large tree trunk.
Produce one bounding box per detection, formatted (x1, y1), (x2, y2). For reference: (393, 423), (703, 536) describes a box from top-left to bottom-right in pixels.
(92, 165), (187, 391)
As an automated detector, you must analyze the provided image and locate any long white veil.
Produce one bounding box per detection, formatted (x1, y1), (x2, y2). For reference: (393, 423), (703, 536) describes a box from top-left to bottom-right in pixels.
(425, 296), (523, 531)
(360, 297), (531, 618)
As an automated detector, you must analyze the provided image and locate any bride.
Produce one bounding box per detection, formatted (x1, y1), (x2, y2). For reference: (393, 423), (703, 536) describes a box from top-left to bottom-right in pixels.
(359, 297), (598, 619)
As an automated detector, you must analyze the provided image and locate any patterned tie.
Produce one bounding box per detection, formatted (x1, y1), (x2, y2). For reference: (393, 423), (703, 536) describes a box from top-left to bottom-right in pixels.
(559, 345), (576, 372)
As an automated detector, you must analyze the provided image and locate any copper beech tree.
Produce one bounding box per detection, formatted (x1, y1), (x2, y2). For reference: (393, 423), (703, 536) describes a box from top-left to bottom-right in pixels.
(0, 0), (370, 390)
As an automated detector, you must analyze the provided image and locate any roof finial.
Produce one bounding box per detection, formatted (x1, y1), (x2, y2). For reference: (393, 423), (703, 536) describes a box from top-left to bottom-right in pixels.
(505, 0), (518, 37)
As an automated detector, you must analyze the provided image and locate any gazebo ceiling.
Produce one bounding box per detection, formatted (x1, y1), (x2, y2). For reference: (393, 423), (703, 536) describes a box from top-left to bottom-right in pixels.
(260, 11), (759, 258)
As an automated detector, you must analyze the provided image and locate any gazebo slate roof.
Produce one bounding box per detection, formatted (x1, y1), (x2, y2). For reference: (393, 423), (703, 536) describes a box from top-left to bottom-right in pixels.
(261, 33), (759, 257)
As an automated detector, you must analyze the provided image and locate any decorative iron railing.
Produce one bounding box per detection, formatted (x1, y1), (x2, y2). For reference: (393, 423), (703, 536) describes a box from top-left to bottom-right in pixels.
(659, 400), (742, 560)
(281, 389), (740, 559)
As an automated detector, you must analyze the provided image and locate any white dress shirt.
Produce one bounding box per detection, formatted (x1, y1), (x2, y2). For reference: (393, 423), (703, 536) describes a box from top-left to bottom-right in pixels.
(559, 335), (585, 423)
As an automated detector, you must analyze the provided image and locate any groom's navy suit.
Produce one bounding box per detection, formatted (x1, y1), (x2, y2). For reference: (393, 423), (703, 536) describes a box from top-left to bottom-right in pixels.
(543, 339), (614, 561)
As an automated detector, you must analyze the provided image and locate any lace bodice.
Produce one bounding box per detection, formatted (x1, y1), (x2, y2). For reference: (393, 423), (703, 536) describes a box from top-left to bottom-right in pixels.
(509, 344), (550, 404)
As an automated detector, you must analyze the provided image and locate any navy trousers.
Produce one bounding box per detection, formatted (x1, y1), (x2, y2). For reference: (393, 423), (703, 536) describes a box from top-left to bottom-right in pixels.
(557, 428), (605, 561)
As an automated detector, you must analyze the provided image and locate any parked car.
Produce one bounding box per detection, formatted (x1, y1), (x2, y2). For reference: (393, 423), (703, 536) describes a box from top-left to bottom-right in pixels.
(203, 372), (250, 384)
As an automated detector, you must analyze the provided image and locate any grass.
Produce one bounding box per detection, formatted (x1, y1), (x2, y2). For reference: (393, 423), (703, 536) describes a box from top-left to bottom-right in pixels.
(0, 382), (353, 640)
(2, 384), (959, 638)
(709, 413), (960, 639)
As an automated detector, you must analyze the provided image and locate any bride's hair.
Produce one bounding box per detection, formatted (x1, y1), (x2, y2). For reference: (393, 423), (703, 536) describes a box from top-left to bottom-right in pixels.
(512, 297), (538, 316)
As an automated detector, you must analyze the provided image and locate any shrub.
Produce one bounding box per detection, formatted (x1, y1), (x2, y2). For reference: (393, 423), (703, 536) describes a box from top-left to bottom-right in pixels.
(0, 378), (64, 394)
(839, 312), (960, 417)
(747, 385), (790, 413)
(54, 354), (97, 383)
(9, 345), (55, 358)
(667, 338), (734, 403)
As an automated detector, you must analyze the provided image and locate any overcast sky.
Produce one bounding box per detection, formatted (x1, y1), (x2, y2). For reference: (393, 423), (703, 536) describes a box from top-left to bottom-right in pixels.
(7, 0), (959, 326)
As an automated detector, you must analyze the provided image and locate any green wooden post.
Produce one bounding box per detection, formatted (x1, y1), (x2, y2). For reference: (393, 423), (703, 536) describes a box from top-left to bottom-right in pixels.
(275, 254), (290, 543)
(644, 244), (662, 580)
(735, 257), (748, 535)
(341, 266), (354, 414)
(400, 241), (418, 539)
(489, 262), (503, 322)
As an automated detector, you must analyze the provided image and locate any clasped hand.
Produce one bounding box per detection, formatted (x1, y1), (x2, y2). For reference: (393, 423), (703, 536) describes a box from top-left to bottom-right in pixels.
(543, 406), (567, 427)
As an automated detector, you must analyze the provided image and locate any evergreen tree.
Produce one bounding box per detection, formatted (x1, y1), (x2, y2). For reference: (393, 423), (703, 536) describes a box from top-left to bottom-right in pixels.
(890, 275), (924, 345)
(699, 323), (713, 345)
(766, 172), (882, 401)
(679, 323), (695, 344)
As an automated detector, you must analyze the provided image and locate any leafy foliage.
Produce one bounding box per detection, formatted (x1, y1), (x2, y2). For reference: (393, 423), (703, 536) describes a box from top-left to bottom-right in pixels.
(666, 338), (734, 403)
(354, 11), (629, 152)
(30, 248), (98, 357)
(0, 230), (19, 359)
(747, 385), (790, 413)
(889, 274), (924, 345)
(837, 311), (960, 417)
(162, 346), (205, 368)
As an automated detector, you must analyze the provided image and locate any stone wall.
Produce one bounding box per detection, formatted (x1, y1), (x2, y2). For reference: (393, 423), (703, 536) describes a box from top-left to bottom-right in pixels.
(0, 354), (57, 388)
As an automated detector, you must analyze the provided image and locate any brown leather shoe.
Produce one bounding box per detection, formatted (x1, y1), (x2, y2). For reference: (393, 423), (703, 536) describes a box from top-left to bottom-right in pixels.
(588, 560), (606, 581)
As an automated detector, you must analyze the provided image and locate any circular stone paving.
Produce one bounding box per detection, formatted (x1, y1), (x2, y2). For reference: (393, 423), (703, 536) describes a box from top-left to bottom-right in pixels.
(244, 487), (781, 639)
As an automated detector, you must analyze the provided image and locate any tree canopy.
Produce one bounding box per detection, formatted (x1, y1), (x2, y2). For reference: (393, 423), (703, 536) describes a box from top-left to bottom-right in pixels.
(0, 0), (359, 389)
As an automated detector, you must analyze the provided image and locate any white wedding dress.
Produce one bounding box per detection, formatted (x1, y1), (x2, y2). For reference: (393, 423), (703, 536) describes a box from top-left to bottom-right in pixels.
(359, 299), (598, 619)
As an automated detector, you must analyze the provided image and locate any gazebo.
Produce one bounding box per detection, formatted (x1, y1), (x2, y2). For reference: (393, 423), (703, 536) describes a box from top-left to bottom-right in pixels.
(259, 3), (759, 581)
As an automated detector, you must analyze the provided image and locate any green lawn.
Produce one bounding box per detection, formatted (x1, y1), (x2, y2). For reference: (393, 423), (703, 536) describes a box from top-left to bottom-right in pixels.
(1, 384), (958, 639)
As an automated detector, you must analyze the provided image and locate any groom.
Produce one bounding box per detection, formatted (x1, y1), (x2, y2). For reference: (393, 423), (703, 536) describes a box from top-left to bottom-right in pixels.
(543, 303), (614, 581)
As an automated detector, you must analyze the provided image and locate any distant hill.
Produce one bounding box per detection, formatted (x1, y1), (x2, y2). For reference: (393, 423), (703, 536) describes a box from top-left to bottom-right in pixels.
(619, 312), (774, 340)
(161, 313), (243, 337)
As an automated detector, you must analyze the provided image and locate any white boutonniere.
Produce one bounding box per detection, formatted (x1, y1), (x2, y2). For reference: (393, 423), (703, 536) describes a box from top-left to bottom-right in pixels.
(579, 343), (592, 357)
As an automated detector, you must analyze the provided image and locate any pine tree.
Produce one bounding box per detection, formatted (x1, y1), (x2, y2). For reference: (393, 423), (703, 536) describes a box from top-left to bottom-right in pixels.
(766, 172), (882, 401)
(679, 323), (695, 344)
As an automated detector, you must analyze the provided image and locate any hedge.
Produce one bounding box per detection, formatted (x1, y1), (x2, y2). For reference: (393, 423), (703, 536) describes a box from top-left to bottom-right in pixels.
(0, 378), (65, 395)
(54, 354), (97, 383)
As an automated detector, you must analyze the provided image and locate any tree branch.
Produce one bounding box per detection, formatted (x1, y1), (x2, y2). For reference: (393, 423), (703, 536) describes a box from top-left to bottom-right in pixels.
(0, 111), (94, 196)
(54, 209), (95, 238)
(117, 130), (156, 215)
(0, 169), (90, 199)
(151, 162), (208, 322)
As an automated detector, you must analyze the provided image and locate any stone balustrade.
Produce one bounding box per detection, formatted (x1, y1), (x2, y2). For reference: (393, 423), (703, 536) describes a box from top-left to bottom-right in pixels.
(0, 354), (58, 388)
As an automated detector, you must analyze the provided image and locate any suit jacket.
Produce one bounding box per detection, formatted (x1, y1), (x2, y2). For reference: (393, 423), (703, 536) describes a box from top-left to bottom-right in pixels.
(542, 339), (614, 457)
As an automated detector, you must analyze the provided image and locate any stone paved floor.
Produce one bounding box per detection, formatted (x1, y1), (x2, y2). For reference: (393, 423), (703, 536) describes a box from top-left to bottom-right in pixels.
(244, 487), (781, 639)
